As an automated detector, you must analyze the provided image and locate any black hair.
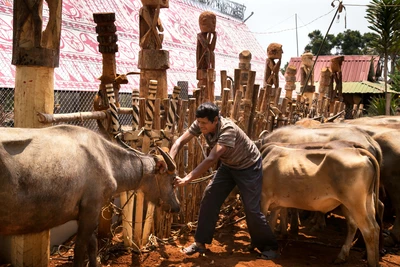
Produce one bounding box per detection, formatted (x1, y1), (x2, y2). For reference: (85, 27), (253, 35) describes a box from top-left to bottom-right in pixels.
(196, 102), (219, 122)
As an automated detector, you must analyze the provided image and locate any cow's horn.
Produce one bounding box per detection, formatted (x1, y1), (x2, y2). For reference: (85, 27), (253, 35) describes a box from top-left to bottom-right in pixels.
(156, 146), (176, 173)
(312, 115), (323, 122)
(325, 110), (345, 122)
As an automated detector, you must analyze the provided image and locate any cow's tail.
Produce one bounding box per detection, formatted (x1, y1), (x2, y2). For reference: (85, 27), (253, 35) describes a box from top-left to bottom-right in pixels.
(358, 148), (380, 213)
(358, 146), (384, 254)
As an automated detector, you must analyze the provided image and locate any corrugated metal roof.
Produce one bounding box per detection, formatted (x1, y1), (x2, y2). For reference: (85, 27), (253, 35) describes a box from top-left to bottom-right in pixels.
(289, 55), (380, 82)
(294, 81), (399, 94)
(343, 81), (399, 94)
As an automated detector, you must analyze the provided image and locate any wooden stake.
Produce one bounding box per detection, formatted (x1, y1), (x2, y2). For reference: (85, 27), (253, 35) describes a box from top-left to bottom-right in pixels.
(141, 80), (158, 246)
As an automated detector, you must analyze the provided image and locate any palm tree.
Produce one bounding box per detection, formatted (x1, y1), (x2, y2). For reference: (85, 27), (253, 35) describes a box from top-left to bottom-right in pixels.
(365, 0), (400, 115)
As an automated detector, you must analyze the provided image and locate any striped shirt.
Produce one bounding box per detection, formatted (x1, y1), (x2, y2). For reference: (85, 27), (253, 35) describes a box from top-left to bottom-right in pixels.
(188, 116), (260, 169)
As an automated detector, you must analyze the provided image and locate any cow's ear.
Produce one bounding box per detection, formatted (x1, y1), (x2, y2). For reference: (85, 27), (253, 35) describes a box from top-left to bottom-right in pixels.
(155, 156), (167, 174)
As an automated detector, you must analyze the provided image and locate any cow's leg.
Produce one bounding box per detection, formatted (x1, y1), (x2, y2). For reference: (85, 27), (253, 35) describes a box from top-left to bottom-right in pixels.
(87, 231), (98, 266)
(74, 204), (101, 267)
(344, 197), (380, 267)
(268, 208), (280, 233)
(335, 205), (358, 264)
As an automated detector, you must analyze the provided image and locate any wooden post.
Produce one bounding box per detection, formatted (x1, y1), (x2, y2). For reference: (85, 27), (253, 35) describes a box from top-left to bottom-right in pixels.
(121, 88), (137, 249)
(230, 90), (242, 123)
(186, 99), (197, 222)
(10, 0), (61, 266)
(238, 50), (252, 94)
(243, 71), (256, 135)
(249, 84), (260, 138)
(140, 80), (158, 247)
(196, 11), (217, 102)
(138, 0), (169, 99)
(161, 86), (181, 148)
(220, 70), (228, 90)
(233, 68), (242, 97)
(220, 88), (230, 117)
(175, 99), (187, 223)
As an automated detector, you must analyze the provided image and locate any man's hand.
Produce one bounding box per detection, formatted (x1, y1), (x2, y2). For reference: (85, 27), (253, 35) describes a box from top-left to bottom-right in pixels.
(174, 176), (190, 187)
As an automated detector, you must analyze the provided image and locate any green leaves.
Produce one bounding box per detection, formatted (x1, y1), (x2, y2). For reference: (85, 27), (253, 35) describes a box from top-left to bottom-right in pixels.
(367, 94), (400, 116)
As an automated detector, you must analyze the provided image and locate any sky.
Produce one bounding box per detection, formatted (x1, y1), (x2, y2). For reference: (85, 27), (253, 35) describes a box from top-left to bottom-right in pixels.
(239, 0), (371, 64)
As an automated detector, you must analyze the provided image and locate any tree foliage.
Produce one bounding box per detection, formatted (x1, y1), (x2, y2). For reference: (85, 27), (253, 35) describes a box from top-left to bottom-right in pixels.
(304, 30), (336, 55)
(304, 29), (380, 56)
(365, 0), (400, 114)
(389, 69), (400, 92)
(366, 94), (400, 116)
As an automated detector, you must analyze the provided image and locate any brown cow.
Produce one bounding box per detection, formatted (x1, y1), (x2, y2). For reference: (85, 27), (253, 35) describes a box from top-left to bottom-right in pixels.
(0, 125), (180, 267)
(260, 141), (380, 267)
(255, 125), (384, 246)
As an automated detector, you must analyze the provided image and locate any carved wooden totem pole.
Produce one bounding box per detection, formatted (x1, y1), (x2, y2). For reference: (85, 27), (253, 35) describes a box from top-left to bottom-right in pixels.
(11, 0), (62, 266)
(138, 0), (169, 99)
(263, 43), (283, 131)
(93, 13), (119, 111)
(318, 67), (332, 116)
(196, 11), (217, 102)
(329, 55), (344, 102)
(264, 43), (282, 89)
(300, 52), (315, 103)
(234, 50), (252, 96)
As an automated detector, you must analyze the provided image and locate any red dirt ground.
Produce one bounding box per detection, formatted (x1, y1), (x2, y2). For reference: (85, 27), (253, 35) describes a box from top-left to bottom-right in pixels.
(47, 213), (400, 267)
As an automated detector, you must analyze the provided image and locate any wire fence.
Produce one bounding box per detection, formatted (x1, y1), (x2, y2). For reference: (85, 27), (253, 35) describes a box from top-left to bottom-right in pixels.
(0, 86), (362, 129)
(0, 88), (134, 129)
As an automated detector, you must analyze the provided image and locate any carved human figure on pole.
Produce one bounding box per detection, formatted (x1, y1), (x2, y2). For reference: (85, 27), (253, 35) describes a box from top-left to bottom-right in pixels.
(197, 11), (217, 72)
(300, 52), (315, 89)
(12, 0), (62, 67)
(329, 55), (344, 102)
(139, 6), (164, 49)
(196, 11), (217, 101)
(263, 43), (283, 89)
(138, 0), (170, 99)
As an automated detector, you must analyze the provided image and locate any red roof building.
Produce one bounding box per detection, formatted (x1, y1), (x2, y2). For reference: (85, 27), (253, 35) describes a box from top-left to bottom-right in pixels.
(289, 55), (381, 83)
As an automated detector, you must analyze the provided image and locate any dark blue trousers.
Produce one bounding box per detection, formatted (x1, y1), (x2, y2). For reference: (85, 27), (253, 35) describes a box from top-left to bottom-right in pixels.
(194, 157), (278, 251)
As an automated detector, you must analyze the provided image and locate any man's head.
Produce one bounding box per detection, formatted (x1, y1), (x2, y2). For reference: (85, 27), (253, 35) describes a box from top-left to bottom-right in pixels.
(196, 102), (219, 134)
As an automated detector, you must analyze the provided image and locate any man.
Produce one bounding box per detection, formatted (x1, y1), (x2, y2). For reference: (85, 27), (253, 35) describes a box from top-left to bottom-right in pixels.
(170, 102), (278, 259)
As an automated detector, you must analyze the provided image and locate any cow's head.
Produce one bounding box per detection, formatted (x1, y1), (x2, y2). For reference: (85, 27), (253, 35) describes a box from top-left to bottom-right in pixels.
(149, 147), (180, 213)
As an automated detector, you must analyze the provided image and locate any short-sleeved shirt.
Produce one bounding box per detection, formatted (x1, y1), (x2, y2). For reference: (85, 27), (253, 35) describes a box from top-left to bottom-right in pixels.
(188, 116), (261, 169)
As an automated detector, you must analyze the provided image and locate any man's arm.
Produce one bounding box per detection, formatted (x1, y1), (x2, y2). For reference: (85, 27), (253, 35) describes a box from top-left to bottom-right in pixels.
(170, 130), (195, 160)
(174, 143), (227, 187)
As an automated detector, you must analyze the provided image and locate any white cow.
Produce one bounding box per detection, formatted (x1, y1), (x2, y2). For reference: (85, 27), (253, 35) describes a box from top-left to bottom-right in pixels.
(260, 141), (380, 267)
